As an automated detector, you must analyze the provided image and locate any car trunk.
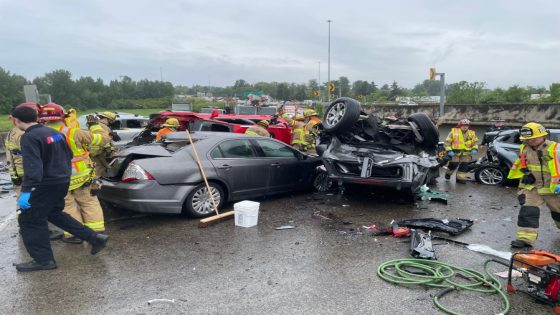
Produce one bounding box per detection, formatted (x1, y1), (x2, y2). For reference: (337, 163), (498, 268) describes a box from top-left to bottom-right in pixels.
(103, 144), (174, 181)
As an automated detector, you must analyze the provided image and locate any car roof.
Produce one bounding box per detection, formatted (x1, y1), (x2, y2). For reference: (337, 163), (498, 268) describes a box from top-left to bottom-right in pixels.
(164, 131), (258, 142)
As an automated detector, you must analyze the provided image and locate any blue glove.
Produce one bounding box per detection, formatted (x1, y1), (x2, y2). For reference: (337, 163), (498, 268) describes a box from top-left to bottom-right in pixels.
(554, 186), (560, 195)
(447, 151), (455, 157)
(471, 149), (478, 155)
(18, 192), (31, 210)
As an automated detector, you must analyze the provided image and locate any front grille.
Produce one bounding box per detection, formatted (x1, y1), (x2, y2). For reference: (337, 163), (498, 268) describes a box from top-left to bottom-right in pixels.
(334, 161), (403, 178)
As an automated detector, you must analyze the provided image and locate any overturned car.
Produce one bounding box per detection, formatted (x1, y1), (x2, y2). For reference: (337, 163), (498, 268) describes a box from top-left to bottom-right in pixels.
(316, 98), (441, 193)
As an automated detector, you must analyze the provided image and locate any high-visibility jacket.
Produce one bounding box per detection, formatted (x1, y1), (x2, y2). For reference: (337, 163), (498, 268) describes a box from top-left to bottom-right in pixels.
(90, 122), (116, 178)
(508, 140), (560, 195)
(156, 128), (175, 141)
(305, 117), (321, 133)
(304, 117), (321, 148)
(244, 125), (270, 137)
(444, 128), (479, 152)
(4, 126), (24, 181)
(48, 123), (109, 190)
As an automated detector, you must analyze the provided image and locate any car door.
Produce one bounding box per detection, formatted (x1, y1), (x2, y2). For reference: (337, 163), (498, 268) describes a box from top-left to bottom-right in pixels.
(208, 139), (271, 199)
(252, 139), (308, 193)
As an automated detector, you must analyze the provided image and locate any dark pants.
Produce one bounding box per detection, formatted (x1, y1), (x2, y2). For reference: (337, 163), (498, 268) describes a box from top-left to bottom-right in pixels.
(18, 182), (97, 263)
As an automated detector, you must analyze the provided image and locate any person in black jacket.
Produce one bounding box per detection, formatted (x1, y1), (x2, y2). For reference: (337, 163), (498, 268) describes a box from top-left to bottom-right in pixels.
(11, 106), (109, 272)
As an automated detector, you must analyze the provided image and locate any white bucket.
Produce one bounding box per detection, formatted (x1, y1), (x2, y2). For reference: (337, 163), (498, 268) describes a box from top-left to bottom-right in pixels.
(234, 200), (260, 228)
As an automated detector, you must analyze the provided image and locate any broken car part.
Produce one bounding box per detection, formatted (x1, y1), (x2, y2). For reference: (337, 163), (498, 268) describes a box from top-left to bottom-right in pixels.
(397, 218), (473, 236)
(410, 230), (436, 260)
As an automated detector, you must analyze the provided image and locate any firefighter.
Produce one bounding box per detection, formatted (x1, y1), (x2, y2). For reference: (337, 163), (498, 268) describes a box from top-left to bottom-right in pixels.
(156, 118), (179, 141)
(245, 120), (270, 137)
(38, 103), (111, 244)
(486, 117), (511, 133)
(5, 103), (64, 240)
(11, 106), (108, 272)
(507, 122), (560, 248)
(303, 109), (321, 154)
(289, 115), (307, 151)
(444, 119), (479, 183)
(90, 111), (118, 177)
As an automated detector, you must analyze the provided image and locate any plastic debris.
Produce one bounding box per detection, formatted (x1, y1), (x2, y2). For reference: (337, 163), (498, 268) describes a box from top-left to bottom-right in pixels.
(398, 218), (473, 236)
(494, 270), (522, 279)
(275, 225), (296, 230)
(148, 299), (176, 305)
(415, 185), (448, 204)
(466, 244), (512, 261)
(410, 230), (436, 260)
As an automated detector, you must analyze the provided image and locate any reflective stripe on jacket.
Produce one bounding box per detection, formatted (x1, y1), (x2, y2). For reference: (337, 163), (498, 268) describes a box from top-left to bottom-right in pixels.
(57, 126), (95, 191)
(444, 128), (479, 151)
(508, 141), (560, 194)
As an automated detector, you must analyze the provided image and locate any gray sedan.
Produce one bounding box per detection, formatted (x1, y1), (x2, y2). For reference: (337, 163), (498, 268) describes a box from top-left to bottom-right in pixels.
(98, 132), (325, 217)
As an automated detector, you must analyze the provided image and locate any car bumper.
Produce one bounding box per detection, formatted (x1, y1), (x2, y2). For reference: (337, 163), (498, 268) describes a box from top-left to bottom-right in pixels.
(98, 179), (196, 214)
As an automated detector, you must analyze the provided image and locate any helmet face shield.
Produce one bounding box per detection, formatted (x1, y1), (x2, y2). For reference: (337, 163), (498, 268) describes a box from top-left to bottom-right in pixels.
(520, 127), (533, 139)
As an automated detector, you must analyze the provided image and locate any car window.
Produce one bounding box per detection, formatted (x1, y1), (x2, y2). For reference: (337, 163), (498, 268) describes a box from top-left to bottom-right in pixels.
(126, 119), (147, 128)
(210, 147), (223, 158)
(255, 139), (297, 158)
(217, 139), (256, 158)
(549, 132), (560, 143)
(200, 122), (231, 132)
(109, 121), (121, 130)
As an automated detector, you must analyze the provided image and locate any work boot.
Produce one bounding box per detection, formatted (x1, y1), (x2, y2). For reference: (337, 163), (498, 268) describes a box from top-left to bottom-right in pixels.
(90, 234), (109, 255)
(62, 236), (83, 244)
(511, 239), (533, 248)
(15, 260), (57, 272)
(49, 229), (63, 240)
(444, 174), (451, 180)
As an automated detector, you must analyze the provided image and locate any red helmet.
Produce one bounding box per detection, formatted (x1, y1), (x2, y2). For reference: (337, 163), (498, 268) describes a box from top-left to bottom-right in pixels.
(16, 102), (39, 111)
(39, 103), (65, 122)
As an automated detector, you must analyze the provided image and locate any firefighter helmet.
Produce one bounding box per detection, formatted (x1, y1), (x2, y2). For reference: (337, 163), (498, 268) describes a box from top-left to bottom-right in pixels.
(39, 103), (65, 122)
(257, 120), (270, 128)
(457, 118), (471, 126)
(519, 122), (548, 140)
(98, 111), (117, 121)
(303, 109), (318, 117)
(162, 118), (179, 128)
(294, 114), (305, 121)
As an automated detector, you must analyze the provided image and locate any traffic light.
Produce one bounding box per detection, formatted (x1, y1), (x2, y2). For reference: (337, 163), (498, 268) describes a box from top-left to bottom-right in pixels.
(429, 68), (436, 81)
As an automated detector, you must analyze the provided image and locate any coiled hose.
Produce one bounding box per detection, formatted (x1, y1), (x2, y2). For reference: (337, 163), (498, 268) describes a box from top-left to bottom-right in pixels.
(377, 258), (510, 315)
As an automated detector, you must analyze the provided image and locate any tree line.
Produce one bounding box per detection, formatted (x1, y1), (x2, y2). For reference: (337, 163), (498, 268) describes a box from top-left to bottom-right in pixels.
(1, 66), (559, 114)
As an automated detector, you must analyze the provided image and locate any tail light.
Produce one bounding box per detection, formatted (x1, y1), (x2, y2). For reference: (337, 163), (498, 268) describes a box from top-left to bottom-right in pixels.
(121, 162), (154, 182)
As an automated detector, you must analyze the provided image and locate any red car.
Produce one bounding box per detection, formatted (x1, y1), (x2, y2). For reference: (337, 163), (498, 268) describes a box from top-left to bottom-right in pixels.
(132, 110), (292, 145)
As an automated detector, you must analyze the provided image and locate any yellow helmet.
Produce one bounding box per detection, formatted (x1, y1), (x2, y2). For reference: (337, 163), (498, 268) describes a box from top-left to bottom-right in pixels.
(294, 114), (305, 121)
(519, 122), (548, 140)
(162, 118), (180, 128)
(98, 111), (117, 121)
(303, 109), (318, 117)
(257, 120), (270, 128)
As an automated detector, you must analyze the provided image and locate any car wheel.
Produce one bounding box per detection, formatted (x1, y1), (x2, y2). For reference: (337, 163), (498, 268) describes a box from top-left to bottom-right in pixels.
(407, 113), (439, 150)
(184, 182), (225, 218)
(322, 97), (362, 133)
(475, 165), (506, 185)
(312, 170), (333, 192)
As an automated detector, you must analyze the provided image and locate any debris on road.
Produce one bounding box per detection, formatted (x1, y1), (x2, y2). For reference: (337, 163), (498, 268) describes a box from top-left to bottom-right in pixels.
(410, 230), (436, 260)
(368, 220), (411, 238)
(494, 270), (522, 279)
(147, 299), (176, 305)
(398, 218), (473, 235)
(275, 225), (296, 230)
(415, 184), (448, 204)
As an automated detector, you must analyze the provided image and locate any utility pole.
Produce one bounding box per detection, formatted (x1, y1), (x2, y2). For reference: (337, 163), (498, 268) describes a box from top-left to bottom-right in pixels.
(327, 19), (332, 102)
(160, 67), (163, 81)
(439, 73), (445, 117)
(318, 61), (322, 102)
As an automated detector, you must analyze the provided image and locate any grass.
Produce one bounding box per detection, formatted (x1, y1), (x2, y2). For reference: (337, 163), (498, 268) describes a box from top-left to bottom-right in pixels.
(0, 108), (167, 132)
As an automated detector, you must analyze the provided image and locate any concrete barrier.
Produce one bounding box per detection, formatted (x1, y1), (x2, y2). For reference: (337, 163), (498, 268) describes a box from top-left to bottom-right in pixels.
(361, 103), (560, 128)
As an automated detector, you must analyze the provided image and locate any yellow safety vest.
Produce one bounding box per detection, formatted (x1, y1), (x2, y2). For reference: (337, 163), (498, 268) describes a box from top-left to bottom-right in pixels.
(305, 117), (321, 132)
(508, 142), (560, 194)
(446, 128), (478, 151)
(56, 126), (97, 191)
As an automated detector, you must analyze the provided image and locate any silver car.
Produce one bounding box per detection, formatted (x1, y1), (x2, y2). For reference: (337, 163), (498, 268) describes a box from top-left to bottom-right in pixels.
(78, 112), (149, 146)
(98, 132), (325, 217)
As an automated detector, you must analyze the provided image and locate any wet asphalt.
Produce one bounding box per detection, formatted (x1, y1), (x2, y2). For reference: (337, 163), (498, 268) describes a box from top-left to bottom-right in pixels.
(0, 170), (557, 315)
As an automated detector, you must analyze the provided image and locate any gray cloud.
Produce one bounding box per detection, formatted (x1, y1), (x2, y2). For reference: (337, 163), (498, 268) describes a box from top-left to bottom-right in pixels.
(0, 0), (558, 88)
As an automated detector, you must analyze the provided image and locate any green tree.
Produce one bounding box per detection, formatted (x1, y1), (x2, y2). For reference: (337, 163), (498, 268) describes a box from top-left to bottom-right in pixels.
(338, 76), (350, 97)
(389, 81), (402, 101)
(0, 67), (28, 113)
(503, 85), (528, 103)
(446, 81), (486, 104)
(550, 83), (560, 103)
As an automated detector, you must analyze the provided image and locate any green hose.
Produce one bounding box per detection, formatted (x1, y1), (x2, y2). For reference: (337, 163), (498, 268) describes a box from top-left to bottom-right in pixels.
(377, 258), (510, 315)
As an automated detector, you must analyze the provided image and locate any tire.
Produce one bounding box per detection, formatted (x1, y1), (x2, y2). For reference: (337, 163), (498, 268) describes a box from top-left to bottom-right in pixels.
(312, 170), (333, 192)
(322, 97), (362, 134)
(183, 182), (225, 218)
(407, 113), (439, 150)
(474, 165), (506, 185)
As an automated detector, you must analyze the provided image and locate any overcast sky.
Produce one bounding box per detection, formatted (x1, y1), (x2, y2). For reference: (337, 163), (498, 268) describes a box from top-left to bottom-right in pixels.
(1, 0), (558, 88)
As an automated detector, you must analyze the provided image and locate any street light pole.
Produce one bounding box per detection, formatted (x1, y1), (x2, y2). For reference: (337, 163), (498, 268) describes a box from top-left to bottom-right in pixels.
(318, 61), (322, 102)
(327, 19), (332, 102)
